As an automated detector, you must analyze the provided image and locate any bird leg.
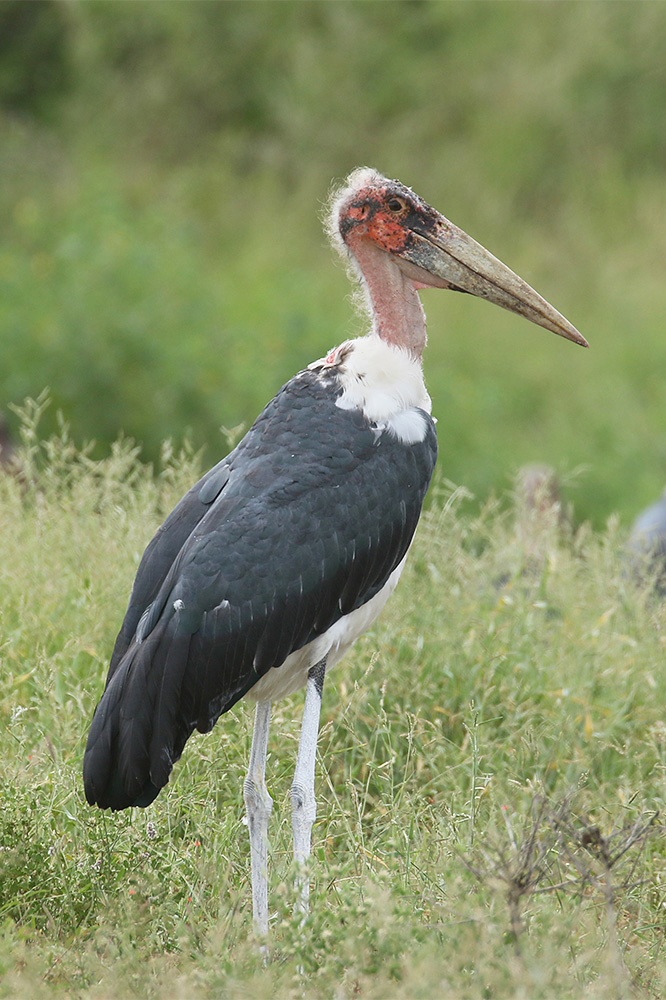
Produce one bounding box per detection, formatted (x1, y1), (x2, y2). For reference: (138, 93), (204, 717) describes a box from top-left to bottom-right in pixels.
(291, 657), (327, 919)
(243, 699), (273, 940)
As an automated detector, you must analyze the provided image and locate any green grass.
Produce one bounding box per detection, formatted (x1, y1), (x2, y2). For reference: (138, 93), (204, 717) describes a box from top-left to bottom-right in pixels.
(2, 421), (666, 998)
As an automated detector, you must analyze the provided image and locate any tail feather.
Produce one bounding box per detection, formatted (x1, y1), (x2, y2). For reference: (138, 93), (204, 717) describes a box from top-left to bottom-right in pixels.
(83, 650), (134, 807)
(83, 613), (193, 810)
(149, 626), (193, 788)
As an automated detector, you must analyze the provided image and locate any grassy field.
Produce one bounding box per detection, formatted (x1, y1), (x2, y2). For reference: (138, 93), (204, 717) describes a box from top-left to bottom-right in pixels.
(1, 418), (666, 999)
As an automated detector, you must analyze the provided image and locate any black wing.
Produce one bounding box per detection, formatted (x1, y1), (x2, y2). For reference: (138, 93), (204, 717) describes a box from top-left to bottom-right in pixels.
(106, 459), (232, 677)
(83, 367), (437, 810)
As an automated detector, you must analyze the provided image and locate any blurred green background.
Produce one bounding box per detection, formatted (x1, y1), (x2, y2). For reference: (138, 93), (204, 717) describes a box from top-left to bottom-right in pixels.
(0, 0), (664, 526)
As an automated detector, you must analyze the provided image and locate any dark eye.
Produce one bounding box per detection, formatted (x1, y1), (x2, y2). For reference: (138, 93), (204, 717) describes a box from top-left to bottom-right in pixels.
(387, 197), (406, 213)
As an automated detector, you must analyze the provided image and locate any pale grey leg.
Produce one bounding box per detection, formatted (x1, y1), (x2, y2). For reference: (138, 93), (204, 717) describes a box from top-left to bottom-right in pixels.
(291, 657), (327, 918)
(243, 699), (273, 939)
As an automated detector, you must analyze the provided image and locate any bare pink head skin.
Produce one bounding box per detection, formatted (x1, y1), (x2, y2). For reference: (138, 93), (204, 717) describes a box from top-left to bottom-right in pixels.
(328, 168), (587, 360)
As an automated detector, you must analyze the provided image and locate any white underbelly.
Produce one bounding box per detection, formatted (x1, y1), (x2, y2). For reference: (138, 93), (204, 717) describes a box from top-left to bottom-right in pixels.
(247, 553), (408, 703)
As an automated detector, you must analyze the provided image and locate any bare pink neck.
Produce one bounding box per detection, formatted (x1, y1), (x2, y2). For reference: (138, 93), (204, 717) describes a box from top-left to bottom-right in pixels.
(347, 235), (427, 359)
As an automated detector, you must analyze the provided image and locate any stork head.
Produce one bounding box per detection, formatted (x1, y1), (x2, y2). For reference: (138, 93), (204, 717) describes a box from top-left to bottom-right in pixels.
(328, 168), (587, 352)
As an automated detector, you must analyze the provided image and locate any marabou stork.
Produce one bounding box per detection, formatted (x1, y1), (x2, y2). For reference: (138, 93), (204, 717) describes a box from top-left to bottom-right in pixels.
(83, 168), (587, 936)
(626, 490), (666, 593)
